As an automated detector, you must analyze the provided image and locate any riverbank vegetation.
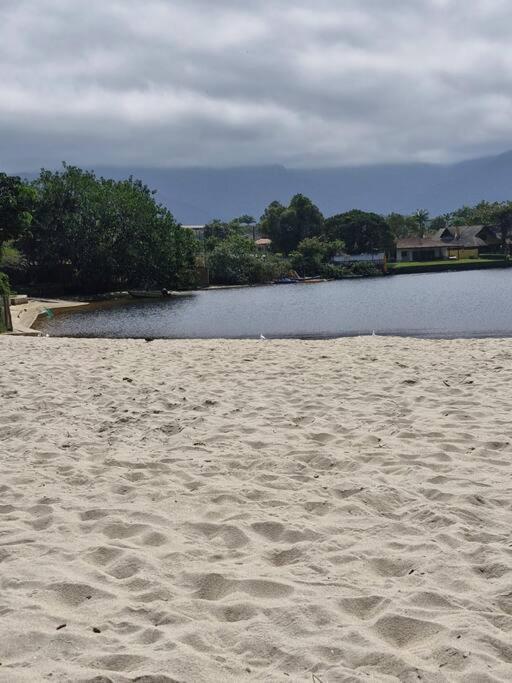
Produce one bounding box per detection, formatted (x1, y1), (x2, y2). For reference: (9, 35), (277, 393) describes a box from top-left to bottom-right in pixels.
(1, 165), (199, 295)
(1, 165), (511, 296)
(389, 256), (510, 274)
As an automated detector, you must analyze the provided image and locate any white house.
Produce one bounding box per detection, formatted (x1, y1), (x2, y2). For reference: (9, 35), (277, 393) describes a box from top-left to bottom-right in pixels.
(331, 252), (386, 265)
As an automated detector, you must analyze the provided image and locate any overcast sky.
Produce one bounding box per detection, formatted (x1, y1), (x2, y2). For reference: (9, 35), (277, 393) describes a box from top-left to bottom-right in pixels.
(1, 0), (512, 171)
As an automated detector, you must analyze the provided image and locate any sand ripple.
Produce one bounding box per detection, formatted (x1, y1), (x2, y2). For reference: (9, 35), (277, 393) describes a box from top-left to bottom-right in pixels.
(1, 336), (512, 681)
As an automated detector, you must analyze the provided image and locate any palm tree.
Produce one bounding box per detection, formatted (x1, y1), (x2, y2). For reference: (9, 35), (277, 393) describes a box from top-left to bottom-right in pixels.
(414, 209), (430, 238)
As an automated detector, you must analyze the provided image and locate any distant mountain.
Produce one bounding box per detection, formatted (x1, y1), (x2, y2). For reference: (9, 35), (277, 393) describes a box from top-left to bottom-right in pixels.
(22, 151), (512, 224)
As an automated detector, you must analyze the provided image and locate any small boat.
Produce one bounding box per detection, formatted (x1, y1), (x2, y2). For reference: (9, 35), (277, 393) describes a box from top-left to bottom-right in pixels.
(299, 277), (327, 284)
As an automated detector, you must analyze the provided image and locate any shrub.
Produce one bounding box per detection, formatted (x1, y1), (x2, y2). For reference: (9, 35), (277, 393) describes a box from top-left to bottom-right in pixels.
(207, 237), (290, 285)
(350, 261), (381, 276)
(320, 263), (345, 279)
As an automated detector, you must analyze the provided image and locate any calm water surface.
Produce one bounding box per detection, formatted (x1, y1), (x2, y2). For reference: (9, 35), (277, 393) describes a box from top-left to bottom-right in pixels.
(37, 269), (512, 339)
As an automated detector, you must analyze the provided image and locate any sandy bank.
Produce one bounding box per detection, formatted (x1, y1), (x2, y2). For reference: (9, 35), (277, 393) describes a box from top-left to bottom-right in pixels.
(9, 298), (89, 335)
(1, 336), (512, 682)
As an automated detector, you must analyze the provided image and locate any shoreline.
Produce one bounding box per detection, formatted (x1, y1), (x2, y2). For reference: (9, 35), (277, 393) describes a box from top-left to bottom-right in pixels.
(9, 297), (89, 335)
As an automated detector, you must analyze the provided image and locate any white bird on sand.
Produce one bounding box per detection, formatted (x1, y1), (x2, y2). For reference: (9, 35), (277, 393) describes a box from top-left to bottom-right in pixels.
(260, 334), (267, 340)
(372, 330), (376, 336)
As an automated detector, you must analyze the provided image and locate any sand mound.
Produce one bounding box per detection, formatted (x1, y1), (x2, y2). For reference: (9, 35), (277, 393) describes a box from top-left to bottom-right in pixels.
(1, 336), (512, 681)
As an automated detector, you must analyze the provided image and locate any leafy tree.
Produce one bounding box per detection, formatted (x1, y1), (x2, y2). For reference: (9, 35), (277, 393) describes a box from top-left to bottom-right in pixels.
(0, 173), (36, 254)
(203, 218), (249, 247)
(387, 213), (410, 240)
(324, 210), (393, 254)
(20, 164), (198, 292)
(207, 235), (288, 285)
(387, 211), (437, 238)
(450, 201), (502, 226)
(289, 237), (344, 276)
(260, 194), (324, 253)
(260, 200), (285, 246)
(429, 215), (449, 232)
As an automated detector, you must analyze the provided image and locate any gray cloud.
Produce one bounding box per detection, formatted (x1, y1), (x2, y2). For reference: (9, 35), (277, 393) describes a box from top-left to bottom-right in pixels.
(1, 0), (512, 170)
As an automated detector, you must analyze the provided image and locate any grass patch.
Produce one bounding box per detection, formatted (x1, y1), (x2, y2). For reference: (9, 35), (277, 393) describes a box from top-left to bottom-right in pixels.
(389, 258), (510, 274)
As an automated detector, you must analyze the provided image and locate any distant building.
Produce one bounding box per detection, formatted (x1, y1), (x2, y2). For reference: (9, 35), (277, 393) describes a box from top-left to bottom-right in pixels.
(331, 252), (386, 265)
(255, 238), (272, 251)
(396, 225), (501, 262)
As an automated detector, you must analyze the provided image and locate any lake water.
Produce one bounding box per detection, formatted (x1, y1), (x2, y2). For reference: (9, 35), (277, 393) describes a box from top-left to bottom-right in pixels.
(36, 269), (512, 339)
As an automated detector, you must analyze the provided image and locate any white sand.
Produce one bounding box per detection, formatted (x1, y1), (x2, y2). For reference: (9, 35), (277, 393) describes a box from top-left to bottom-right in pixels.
(1, 336), (512, 682)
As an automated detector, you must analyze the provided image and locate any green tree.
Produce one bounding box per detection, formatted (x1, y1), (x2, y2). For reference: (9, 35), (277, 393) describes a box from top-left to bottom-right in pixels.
(260, 194), (324, 253)
(289, 237), (344, 276)
(203, 218), (248, 248)
(324, 210), (393, 254)
(20, 164), (197, 292)
(429, 215), (449, 232)
(387, 213), (409, 240)
(207, 235), (288, 285)
(414, 209), (430, 237)
(0, 173), (36, 255)
(450, 201), (502, 226)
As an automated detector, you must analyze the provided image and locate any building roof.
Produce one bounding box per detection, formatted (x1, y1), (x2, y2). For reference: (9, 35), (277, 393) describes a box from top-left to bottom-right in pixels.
(433, 224), (500, 245)
(396, 238), (448, 249)
(397, 229), (487, 250)
(255, 238), (272, 246)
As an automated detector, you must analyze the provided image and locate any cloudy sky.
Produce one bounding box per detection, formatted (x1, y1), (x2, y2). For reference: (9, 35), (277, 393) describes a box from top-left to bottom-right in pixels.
(1, 0), (512, 171)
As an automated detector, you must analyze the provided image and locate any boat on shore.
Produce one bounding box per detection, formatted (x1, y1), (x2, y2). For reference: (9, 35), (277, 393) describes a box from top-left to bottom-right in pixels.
(299, 276), (327, 284)
(273, 276), (327, 285)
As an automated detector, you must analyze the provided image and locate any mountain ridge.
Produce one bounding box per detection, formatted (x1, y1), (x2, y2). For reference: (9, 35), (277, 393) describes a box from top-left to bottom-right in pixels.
(17, 150), (512, 224)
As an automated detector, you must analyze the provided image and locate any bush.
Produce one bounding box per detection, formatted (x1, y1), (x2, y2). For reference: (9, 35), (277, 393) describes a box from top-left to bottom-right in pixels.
(290, 237), (344, 277)
(320, 261), (382, 279)
(207, 237), (290, 285)
(0, 244), (23, 268)
(0, 244), (29, 289)
(320, 263), (345, 279)
(350, 261), (381, 276)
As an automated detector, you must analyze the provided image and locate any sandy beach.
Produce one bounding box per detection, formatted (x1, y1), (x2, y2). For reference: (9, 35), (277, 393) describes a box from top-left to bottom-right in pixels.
(1, 335), (512, 682)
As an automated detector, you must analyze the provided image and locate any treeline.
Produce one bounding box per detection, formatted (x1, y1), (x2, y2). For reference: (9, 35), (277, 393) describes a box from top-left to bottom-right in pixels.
(389, 201), (512, 242)
(202, 197), (512, 284)
(2, 165), (512, 294)
(0, 165), (198, 294)
(203, 195), (394, 283)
